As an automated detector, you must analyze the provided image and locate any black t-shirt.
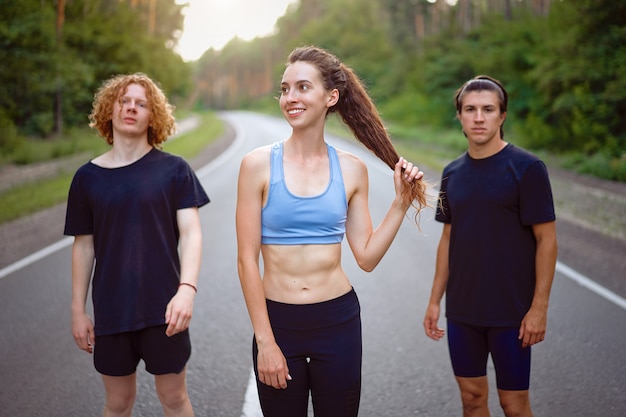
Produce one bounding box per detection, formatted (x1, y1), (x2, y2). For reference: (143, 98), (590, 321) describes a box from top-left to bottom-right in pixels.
(436, 144), (555, 326)
(64, 148), (210, 336)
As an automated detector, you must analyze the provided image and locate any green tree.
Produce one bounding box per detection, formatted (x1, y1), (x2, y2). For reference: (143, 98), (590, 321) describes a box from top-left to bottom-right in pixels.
(287, 0), (395, 101)
(0, 0), (190, 138)
(0, 1), (58, 136)
(526, 0), (626, 155)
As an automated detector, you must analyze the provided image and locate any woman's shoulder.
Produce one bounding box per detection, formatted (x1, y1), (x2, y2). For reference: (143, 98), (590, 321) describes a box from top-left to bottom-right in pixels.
(244, 143), (273, 161)
(335, 147), (365, 166)
(239, 144), (274, 174)
(335, 147), (368, 181)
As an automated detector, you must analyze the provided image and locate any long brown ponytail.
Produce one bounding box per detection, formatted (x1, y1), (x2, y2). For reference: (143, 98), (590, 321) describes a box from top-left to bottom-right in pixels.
(287, 46), (429, 215)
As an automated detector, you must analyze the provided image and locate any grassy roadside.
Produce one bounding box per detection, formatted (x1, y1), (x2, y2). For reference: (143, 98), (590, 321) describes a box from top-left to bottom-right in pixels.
(161, 113), (224, 159)
(0, 112), (223, 225)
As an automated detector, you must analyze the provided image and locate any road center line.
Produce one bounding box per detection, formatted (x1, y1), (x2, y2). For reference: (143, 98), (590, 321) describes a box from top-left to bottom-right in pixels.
(241, 369), (263, 417)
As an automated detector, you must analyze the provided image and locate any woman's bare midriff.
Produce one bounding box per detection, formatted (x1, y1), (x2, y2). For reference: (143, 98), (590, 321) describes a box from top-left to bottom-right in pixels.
(260, 243), (352, 304)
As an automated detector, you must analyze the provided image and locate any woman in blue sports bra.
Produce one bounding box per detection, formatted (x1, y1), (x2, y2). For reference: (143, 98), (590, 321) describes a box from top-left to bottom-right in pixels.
(235, 46), (429, 417)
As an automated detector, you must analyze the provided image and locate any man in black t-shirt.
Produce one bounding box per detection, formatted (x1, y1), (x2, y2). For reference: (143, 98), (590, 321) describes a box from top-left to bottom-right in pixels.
(423, 75), (557, 417)
(65, 73), (209, 417)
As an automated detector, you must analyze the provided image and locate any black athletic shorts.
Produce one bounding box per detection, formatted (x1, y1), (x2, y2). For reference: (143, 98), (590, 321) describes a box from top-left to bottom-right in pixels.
(447, 320), (531, 390)
(94, 324), (191, 376)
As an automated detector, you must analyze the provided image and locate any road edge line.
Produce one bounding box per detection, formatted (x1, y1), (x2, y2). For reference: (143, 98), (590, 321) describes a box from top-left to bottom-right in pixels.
(556, 261), (626, 310)
(0, 237), (73, 279)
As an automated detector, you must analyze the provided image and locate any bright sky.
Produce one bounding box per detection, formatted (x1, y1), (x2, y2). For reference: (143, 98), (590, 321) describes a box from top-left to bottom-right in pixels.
(175, 0), (298, 61)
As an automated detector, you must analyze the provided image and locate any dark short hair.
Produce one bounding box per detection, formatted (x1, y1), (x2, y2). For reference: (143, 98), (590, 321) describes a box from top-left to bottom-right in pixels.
(454, 75), (508, 114)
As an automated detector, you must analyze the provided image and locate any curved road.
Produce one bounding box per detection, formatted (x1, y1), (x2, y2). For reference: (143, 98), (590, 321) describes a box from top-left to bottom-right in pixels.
(0, 112), (624, 416)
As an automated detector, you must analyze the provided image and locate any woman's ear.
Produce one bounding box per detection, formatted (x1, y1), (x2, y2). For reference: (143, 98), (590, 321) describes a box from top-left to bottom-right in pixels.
(327, 88), (339, 108)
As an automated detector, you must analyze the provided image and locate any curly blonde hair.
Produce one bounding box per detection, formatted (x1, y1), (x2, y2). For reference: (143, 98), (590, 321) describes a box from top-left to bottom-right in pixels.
(88, 73), (176, 148)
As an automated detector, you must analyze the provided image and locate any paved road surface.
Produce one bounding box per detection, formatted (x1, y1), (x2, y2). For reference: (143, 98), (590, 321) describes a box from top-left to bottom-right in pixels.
(0, 112), (624, 416)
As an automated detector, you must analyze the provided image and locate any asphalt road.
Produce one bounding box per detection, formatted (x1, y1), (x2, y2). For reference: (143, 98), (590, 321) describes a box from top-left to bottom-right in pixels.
(0, 112), (624, 416)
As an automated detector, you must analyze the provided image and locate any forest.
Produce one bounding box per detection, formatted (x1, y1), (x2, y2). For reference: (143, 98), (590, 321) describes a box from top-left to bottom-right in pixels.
(2, 0), (625, 180)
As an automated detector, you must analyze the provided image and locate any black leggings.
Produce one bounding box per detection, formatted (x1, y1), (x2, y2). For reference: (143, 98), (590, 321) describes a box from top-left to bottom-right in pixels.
(253, 289), (362, 417)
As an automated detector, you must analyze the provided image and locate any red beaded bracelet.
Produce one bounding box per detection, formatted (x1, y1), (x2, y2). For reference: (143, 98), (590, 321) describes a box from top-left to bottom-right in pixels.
(179, 282), (197, 293)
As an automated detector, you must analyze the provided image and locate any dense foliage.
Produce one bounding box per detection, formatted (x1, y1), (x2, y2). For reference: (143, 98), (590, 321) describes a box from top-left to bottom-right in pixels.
(0, 0), (190, 144)
(2, 0), (625, 180)
(193, 0), (625, 179)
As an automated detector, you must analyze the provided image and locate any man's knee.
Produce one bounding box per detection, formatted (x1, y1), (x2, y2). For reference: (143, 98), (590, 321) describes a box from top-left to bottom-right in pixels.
(155, 372), (191, 413)
(498, 389), (532, 417)
(102, 374), (136, 416)
(159, 389), (189, 411)
(104, 393), (135, 416)
(460, 389), (489, 413)
(457, 376), (489, 415)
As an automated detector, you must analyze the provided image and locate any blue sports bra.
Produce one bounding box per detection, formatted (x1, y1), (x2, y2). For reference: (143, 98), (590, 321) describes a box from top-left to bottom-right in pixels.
(261, 141), (348, 245)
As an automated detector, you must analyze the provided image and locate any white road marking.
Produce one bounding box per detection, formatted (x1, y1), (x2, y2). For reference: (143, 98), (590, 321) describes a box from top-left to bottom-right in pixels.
(0, 237), (72, 279)
(241, 369), (263, 417)
(556, 261), (626, 310)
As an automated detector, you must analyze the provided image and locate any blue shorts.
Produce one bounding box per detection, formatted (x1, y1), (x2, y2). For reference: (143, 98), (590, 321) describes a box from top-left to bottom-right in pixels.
(447, 320), (531, 390)
(94, 325), (191, 377)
